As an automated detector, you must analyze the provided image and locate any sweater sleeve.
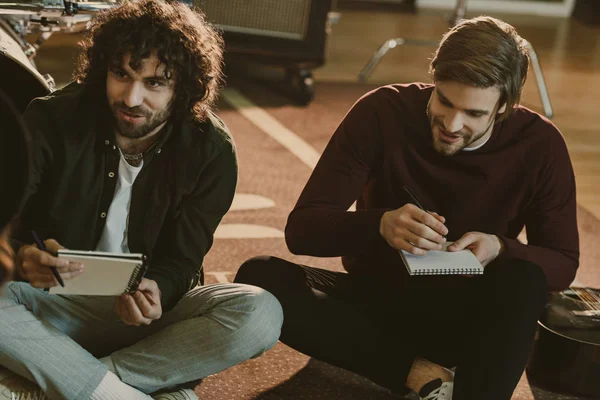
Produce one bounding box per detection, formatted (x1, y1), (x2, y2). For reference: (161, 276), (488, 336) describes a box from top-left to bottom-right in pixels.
(285, 92), (391, 257)
(498, 126), (579, 291)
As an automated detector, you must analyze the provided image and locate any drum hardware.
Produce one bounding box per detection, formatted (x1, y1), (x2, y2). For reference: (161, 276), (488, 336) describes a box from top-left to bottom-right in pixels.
(21, 40), (34, 58)
(0, 0), (118, 112)
(30, 16), (59, 26)
(42, 72), (55, 90)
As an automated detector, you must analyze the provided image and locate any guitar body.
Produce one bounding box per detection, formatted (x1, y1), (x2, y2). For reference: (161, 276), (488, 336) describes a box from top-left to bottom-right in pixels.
(527, 287), (600, 397)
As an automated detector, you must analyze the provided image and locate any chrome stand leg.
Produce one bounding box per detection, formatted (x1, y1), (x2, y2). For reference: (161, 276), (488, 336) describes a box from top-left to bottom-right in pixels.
(525, 40), (553, 119)
(358, 38), (439, 82)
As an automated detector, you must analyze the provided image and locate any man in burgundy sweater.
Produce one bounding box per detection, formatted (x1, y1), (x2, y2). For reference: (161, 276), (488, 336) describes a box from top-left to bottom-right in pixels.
(235, 16), (579, 400)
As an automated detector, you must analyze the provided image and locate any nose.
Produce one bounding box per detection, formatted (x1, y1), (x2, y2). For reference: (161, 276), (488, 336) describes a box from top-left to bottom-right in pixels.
(122, 82), (144, 108)
(443, 110), (464, 133)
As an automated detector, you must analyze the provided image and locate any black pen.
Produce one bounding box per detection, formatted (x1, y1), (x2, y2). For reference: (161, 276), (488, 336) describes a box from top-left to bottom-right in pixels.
(403, 186), (426, 211)
(403, 186), (447, 239)
(31, 230), (65, 287)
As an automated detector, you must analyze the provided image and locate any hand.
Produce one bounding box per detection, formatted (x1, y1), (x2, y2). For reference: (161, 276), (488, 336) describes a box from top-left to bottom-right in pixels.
(379, 204), (448, 255)
(16, 239), (84, 288)
(0, 230), (15, 285)
(116, 278), (162, 326)
(447, 232), (504, 267)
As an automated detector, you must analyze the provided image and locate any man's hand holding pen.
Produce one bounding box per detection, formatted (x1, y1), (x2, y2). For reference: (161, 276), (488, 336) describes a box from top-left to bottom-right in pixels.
(379, 203), (448, 256)
(16, 238), (84, 288)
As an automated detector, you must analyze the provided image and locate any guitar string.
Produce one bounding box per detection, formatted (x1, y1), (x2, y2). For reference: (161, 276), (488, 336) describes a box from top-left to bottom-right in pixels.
(574, 287), (600, 310)
(583, 287), (600, 309)
(579, 288), (598, 310)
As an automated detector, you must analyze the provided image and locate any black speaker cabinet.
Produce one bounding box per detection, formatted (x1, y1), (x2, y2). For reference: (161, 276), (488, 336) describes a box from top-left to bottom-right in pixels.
(196, 0), (333, 104)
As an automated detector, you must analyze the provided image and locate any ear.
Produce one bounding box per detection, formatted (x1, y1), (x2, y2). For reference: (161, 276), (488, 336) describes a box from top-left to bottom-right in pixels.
(497, 102), (507, 114)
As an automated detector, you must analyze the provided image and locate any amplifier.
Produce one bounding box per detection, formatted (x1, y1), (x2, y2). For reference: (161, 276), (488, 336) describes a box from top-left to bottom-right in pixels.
(196, 0), (332, 68)
(197, 0), (312, 40)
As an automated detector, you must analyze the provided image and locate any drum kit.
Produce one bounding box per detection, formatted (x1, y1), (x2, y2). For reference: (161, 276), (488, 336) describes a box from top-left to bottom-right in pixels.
(0, 0), (117, 112)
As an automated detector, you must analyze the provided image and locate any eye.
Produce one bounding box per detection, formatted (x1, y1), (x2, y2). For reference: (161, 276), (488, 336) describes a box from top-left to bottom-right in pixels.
(439, 97), (452, 107)
(146, 80), (164, 89)
(111, 69), (128, 80)
(467, 111), (485, 118)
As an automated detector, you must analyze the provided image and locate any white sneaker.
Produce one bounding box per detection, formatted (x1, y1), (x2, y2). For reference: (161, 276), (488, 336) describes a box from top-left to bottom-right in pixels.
(152, 388), (198, 400)
(419, 378), (453, 400)
(0, 368), (47, 400)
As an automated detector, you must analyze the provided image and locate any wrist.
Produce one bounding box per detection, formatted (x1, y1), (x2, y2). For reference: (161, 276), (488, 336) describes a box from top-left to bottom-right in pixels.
(379, 211), (389, 238)
(496, 235), (505, 257)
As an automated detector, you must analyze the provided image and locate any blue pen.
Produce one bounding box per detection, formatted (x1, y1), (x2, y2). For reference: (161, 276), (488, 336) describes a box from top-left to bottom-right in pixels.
(31, 231), (65, 287)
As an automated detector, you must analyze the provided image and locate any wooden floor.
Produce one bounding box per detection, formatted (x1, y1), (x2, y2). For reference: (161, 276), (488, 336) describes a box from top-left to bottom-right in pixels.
(315, 7), (600, 219)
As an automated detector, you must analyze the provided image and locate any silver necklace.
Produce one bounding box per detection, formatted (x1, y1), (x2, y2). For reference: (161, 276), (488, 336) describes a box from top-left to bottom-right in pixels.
(122, 152), (144, 162)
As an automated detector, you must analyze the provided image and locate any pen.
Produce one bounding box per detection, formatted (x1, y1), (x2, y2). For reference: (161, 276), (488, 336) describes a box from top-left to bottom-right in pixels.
(403, 186), (447, 239)
(31, 230), (65, 287)
(403, 185), (426, 211)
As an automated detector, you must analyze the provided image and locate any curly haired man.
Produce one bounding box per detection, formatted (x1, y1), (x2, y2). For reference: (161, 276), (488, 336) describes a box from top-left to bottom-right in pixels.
(0, 1), (282, 399)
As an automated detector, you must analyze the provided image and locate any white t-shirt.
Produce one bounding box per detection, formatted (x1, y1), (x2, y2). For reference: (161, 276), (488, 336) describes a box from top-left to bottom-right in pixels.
(95, 153), (143, 253)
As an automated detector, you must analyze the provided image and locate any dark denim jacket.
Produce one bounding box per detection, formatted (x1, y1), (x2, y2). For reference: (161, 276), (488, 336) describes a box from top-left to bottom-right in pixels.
(14, 82), (238, 311)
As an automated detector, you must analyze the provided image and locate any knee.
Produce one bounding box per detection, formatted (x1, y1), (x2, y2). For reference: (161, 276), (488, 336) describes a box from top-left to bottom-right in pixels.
(234, 256), (283, 288)
(487, 258), (548, 307)
(238, 284), (283, 353)
(2, 282), (29, 303)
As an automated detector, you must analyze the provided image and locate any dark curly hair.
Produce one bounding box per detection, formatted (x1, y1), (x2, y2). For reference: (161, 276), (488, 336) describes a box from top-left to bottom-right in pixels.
(73, 0), (224, 122)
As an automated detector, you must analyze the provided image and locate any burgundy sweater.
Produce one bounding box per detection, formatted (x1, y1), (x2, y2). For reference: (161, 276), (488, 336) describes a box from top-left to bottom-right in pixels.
(285, 83), (579, 291)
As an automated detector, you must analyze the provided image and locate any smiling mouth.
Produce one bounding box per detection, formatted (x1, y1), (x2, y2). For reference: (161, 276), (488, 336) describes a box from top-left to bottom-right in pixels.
(120, 110), (144, 118)
(437, 126), (462, 143)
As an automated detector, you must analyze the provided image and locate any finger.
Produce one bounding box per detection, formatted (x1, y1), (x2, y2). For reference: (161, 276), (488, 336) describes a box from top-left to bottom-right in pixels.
(416, 211), (448, 237)
(428, 211), (446, 223)
(395, 228), (444, 251)
(55, 268), (84, 281)
(448, 233), (478, 251)
(403, 218), (447, 246)
(54, 263), (85, 275)
(35, 251), (82, 269)
(115, 297), (132, 324)
(394, 237), (428, 256)
(122, 293), (153, 325)
(118, 294), (137, 325)
(132, 291), (156, 319)
(43, 239), (65, 253)
(26, 267), (81, 288)
(137, 278), (159, 294)
(137, 279), (161, 304)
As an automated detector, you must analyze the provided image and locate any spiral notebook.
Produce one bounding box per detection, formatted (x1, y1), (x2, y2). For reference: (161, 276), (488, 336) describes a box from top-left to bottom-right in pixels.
(400, 242), (483, 276)
(49, 249), (148, 295)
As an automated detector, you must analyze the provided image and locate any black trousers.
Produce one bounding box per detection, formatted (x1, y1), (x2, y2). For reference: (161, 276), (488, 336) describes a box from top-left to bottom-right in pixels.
(234, 256), (548, 400)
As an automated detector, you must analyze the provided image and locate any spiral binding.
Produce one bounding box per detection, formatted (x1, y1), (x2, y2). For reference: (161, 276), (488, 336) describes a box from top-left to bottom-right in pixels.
(125, 264), (144, 293)
(413, 268), (483, 275)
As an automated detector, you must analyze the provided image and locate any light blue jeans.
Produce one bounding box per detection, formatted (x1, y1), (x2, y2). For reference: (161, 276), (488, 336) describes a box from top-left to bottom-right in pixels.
(0, 282), (283, 400)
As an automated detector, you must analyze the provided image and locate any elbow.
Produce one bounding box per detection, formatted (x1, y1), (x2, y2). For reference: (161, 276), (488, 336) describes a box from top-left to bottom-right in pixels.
(284, 224), (303, 255)
(284, 212), (306, 255)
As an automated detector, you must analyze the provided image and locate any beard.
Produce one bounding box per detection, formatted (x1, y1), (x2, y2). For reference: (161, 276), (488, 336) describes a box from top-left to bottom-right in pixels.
(427, 101), (494, 156)
(110, 102), (171, 139)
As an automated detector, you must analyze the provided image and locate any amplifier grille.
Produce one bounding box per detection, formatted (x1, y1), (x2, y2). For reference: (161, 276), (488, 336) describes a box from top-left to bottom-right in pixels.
(196, 0), (312, 40)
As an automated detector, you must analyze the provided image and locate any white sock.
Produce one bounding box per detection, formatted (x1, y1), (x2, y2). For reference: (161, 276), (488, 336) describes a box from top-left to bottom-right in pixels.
(90, 371), (151, 400)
